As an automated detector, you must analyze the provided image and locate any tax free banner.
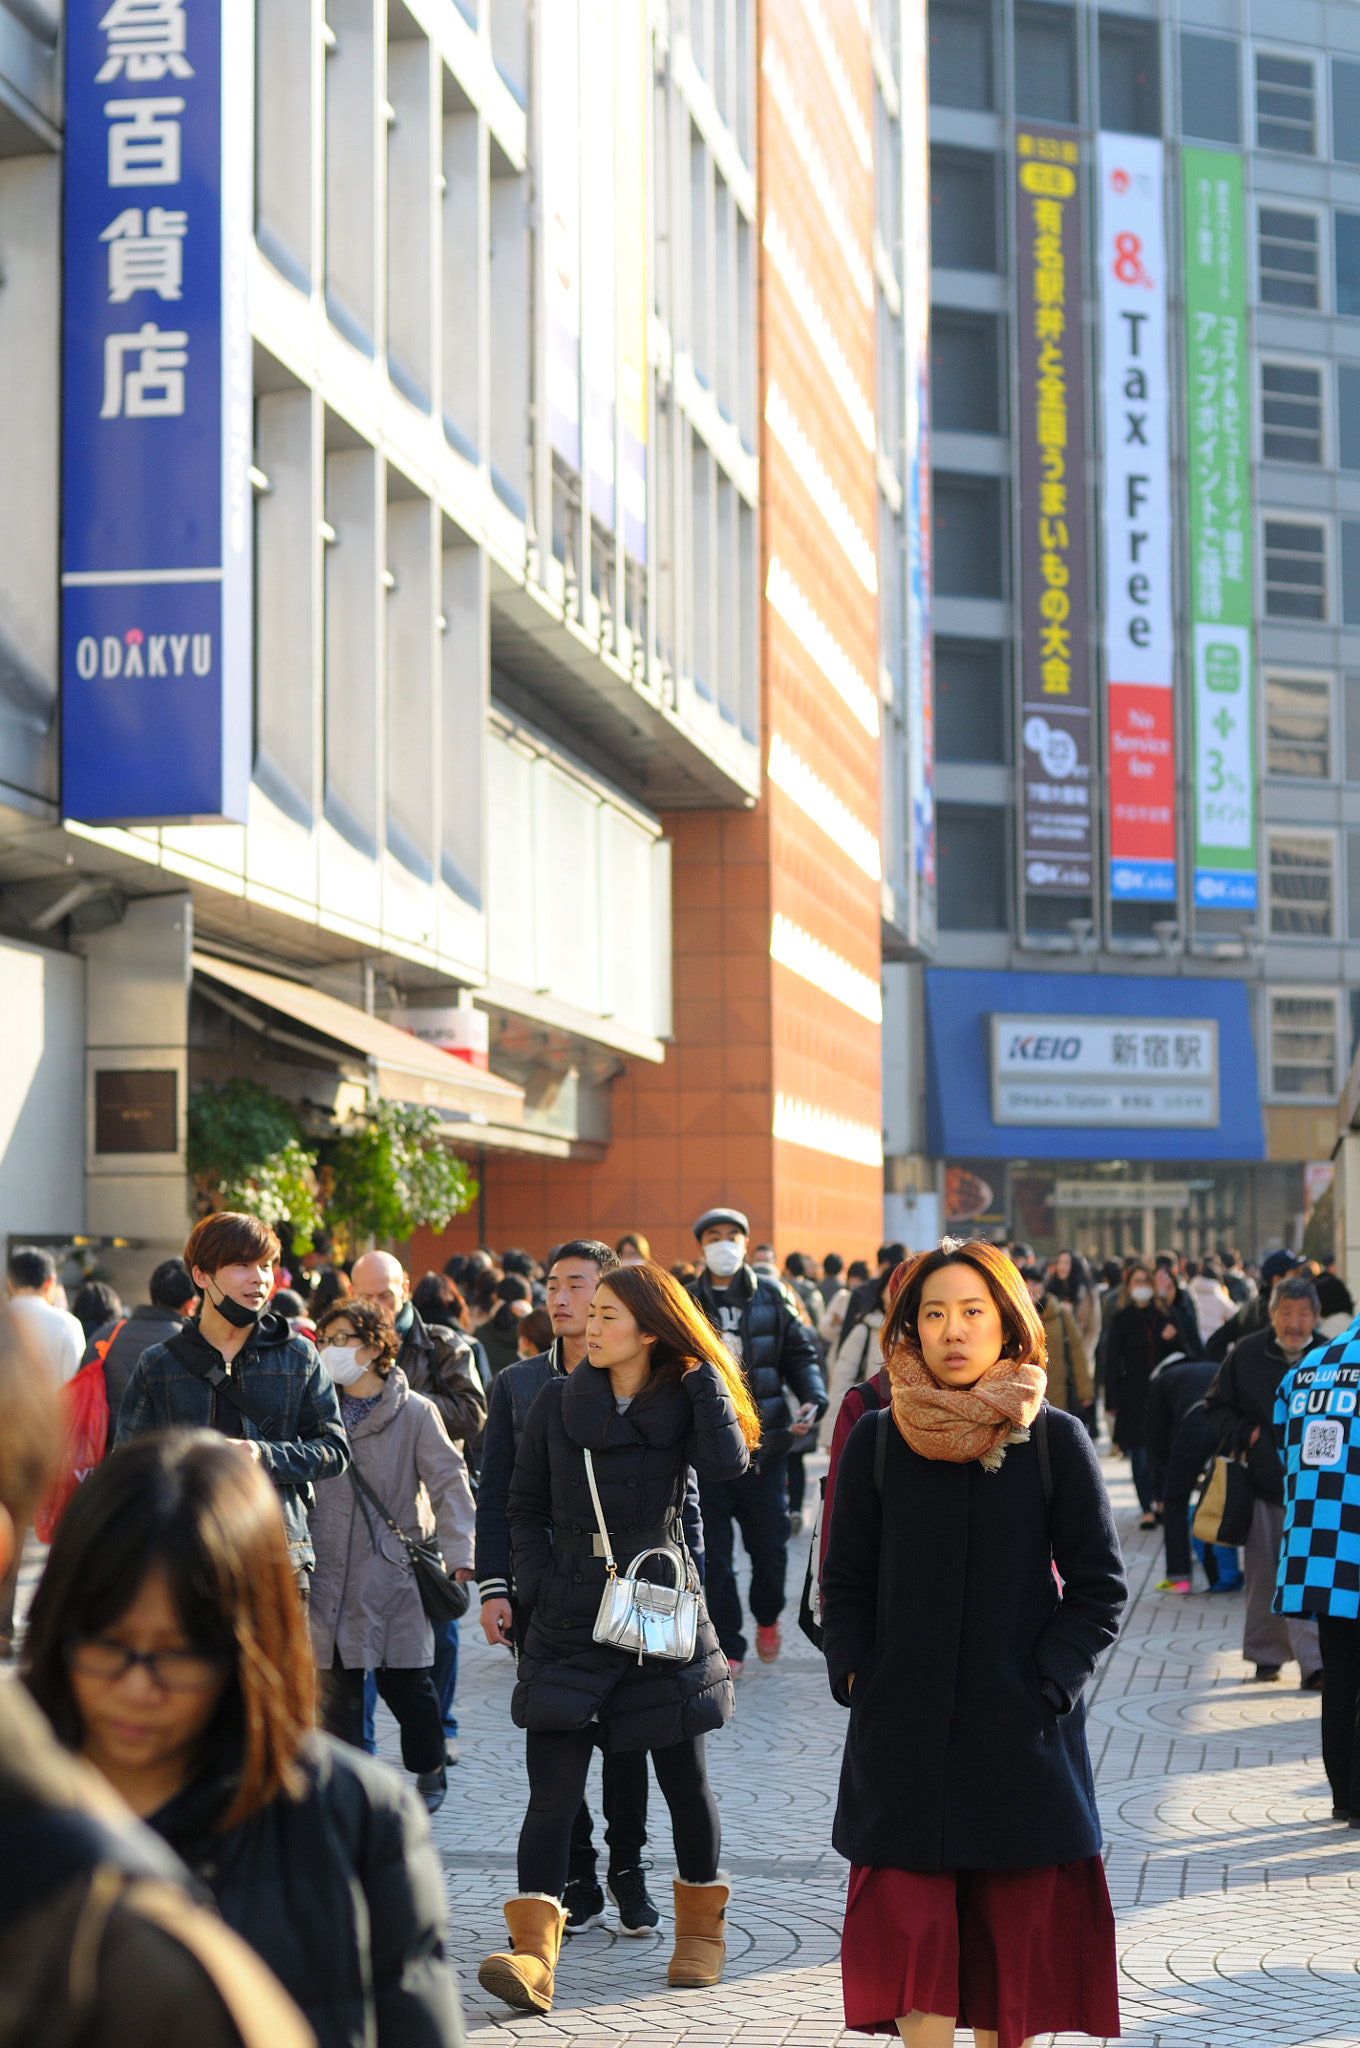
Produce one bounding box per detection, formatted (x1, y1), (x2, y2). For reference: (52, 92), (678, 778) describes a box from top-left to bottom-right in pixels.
(61, 0), (252, 824)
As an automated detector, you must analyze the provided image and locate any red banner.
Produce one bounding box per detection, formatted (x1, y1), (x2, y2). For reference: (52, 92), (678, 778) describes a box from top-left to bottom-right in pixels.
(1107, 682), (1175, 898)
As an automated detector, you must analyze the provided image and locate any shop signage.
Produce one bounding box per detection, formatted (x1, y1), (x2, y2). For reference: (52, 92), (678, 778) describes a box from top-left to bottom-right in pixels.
(61, 0), (252, 824)
(1097, 135), (1176, 904)
(990, 1013), (1219, 1127)
(1052, 1181), (1192, 1210)
(1015, 128), (1092, 898)
(1182, 149), (1256, 911)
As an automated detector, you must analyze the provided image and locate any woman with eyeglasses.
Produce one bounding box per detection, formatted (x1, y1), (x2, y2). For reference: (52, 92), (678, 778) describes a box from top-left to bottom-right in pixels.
(21, 1430), (467, 2048)
(308, 1297), (476, 1812)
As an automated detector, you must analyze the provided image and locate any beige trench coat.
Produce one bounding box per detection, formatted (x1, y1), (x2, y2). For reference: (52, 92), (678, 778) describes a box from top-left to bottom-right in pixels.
(308, 1367), (475, 1670)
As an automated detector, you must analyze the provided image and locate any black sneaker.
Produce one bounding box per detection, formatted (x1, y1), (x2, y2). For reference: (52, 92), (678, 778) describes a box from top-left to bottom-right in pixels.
(561, 1876), (605, 1933)
(1252, 1664), (1283, 1683)
(608, 1866), (660, 1936)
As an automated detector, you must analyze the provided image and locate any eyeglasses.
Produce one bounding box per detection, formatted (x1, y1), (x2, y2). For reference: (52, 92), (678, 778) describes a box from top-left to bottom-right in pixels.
(64, 1635), (230, 1693)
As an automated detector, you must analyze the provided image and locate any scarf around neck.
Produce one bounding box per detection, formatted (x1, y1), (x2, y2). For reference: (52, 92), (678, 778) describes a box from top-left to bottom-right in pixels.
(886, 1343), (1047, 1471)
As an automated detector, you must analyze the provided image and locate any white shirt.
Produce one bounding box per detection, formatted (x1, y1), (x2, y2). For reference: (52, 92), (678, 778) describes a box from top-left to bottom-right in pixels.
(8, 1294), (85, 1384)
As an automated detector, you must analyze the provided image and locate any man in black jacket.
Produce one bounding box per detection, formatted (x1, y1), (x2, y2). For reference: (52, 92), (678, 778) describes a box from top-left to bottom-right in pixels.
(687, 1206), (826, 1670)
(82, 1258), (200, 1428)
(1205, 1273), (1323, 1685)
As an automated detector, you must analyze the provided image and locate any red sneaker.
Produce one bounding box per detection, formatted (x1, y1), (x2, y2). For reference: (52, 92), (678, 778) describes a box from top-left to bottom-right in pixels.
(755, 1623), (781, 1663)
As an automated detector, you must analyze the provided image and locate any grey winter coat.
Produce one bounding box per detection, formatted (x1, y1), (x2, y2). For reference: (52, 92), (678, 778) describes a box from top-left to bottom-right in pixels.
(309, 1368), (475, 1669)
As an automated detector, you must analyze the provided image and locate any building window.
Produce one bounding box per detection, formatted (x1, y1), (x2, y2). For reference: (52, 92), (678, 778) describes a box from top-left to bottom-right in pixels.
(1258, 208), (1319, 309)
(1342, 521), (1360, 626)
(1269, 989), (1340, 1098)
(1264, 673), (1331, 779)
(1336, 211), (1360, 317)
(1260, 362), (1323, 464)
(1098, 15), (1160, 136)
(931, 312), (1003, 434)
(1256, 51), (1316, 155)
(929, 0), (993, 110)
(938, 804), (1009, 929)
(1336, 59), (1360, 164)
(1180, 32), (1239, 144)
(1263, 520), (1326, 621)
(930, 149), (1000, 271)
(933, 475), (1005, 598)
(935, 639), (1007, 762)
(1339, 365), (1360, 469)
(1348, 831), (1360, 940)
(1014, 2), (1077, 126)
(1346, 675), (1360, 781)
(1268, 832), (1336, 938)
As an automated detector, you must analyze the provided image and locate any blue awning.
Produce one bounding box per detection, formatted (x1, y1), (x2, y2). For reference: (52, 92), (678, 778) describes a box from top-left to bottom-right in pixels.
(924, 968), (1265, 1160)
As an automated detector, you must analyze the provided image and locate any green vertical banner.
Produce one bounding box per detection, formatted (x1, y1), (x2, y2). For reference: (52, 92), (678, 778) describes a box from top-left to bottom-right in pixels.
(1183, 148), (1256, 911)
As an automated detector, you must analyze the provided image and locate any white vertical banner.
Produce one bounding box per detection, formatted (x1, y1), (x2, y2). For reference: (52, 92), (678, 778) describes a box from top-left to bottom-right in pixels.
(1097, 132), (1176, 904)
(902, 0), (933, 938)
(580, 0), (616, 530)
(542, 0), (581, 469)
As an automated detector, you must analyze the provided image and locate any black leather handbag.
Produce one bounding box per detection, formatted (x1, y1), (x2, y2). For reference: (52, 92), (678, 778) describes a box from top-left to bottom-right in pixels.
(348, 1467), (469, 1625)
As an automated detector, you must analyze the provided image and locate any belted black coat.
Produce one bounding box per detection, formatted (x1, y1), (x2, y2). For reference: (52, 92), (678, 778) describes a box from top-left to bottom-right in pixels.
(508, 1357), (749, 1751)
(822, 1404), (1126, 1871)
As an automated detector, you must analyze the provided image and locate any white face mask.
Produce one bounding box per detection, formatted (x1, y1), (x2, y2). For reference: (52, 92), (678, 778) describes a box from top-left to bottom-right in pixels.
(321, 1343), (369, 1387)
(1130, 1285), (1154, 1307)
(703, 1239), (746, 1279)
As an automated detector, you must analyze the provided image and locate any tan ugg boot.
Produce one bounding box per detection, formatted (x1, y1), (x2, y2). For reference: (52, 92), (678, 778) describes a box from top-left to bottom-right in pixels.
(667, 1875), (730, 1987)
(477, 1894), (568, 2013)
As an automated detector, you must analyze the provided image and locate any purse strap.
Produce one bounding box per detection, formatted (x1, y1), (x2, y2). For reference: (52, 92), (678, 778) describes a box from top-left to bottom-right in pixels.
(581, 1448), (618, 1576)
(348, 1464), (421, 1569)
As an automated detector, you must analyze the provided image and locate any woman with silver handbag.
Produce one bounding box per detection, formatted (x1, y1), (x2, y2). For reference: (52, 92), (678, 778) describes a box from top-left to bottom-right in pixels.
(478, 1263), (761, 2016)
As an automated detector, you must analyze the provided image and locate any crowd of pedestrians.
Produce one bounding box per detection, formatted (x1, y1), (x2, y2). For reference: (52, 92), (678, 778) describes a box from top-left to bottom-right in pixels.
(4, 1213), (1360, 2047)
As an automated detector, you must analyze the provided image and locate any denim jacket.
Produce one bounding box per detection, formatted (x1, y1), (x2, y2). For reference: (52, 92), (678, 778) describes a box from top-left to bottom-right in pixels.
(114, 1311), (350, 1568)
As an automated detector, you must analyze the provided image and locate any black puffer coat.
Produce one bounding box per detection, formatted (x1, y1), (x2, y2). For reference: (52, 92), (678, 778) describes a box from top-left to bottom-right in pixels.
(147, 1731), (464, 2048)
(508, 1358), (749, 1750)
(687, 1266), (826, 1464)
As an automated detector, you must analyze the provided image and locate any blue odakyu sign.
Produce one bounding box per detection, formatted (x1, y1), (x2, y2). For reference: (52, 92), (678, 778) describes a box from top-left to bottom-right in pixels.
(61, 0), (252, 824)
(923, 968), (1265, 1161)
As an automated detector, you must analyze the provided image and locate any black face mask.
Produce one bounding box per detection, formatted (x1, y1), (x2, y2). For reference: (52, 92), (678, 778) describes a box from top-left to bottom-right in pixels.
(204, 1280), (263, 1329)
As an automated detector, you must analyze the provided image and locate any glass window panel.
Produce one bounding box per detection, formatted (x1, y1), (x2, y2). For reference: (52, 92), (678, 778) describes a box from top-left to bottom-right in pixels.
(1268, 834), (1335, 937)
(930, 148), (1000, 270)
(1014, 2), (1076, 125)
(1270, 992), (1338, 1096)
(1264, 673), (1331, 778)
(929, 0), (992, 109)
(1180, 32), (1239, 144)
(935, 639), (1007, 762)
(1263, 521), (1326, 620)
(1336, 211), (1360, 317)
(1256, 52), (1316, 155)
(1258, 208), (1319, 309)
(938, 804), (1009, 929)
(1260, 362), (1322, 463)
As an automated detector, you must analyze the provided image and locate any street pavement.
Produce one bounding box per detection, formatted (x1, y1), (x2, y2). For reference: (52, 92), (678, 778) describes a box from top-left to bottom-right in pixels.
(400, 1449), (1360, 2048)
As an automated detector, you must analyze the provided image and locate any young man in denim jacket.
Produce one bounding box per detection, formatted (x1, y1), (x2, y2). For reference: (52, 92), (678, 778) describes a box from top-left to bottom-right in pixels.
(115, 1213), (349, 1594)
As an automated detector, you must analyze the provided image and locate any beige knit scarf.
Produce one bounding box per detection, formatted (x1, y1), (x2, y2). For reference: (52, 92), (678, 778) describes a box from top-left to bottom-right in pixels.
(886, 1343), (1047, 1471)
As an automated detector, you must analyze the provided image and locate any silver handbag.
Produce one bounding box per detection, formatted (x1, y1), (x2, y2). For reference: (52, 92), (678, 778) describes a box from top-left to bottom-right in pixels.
(582, 1447), (700, 1665)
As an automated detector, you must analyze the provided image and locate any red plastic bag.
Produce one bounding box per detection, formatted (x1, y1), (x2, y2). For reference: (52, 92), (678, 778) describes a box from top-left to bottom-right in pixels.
(34, 1351), (112, 1543)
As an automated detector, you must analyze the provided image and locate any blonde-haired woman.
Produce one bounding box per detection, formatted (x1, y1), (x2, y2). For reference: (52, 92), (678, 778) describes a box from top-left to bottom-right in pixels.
(479, 1262), (760, 2016)
(822, 1239), (1127, 2048)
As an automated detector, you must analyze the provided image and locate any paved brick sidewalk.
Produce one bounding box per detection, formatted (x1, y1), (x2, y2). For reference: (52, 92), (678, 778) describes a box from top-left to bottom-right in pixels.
(398, 1451), (1356, 2047)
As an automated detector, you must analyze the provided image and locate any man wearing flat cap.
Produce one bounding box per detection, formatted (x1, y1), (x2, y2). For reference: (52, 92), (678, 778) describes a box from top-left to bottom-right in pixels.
(686, 1207), (826, 1671)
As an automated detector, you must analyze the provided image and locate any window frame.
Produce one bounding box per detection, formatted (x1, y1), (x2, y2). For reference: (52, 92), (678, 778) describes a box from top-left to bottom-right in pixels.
(1262, 667), (1334, 782)
(1260, 514), (1330, 624)
(1257, 354), (1327, 468)
(1253, 45), (1320, 158)
(1267, 985), (1342, 1103)
(1256, 200), (1325, 312)
(1266, 827), (1338, 941)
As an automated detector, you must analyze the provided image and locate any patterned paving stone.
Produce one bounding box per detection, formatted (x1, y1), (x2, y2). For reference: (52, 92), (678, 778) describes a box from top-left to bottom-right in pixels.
(370, 1448), (1357, 2048)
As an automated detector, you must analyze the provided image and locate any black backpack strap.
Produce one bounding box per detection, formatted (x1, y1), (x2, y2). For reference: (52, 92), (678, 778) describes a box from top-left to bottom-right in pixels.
(1034, 1402), (1054, 1519)
(873, 1403), (891, 1497)
(164, 1333), (277, 1435)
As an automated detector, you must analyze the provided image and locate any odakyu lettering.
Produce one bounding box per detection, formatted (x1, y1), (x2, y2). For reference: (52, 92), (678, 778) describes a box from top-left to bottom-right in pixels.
(75, 630), (212, 679)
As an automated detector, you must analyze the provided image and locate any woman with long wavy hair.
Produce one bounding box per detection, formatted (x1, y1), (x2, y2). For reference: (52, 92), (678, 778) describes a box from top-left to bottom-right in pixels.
(478, 1262), (759, 2017)
(821, 1239), (1127, 2048)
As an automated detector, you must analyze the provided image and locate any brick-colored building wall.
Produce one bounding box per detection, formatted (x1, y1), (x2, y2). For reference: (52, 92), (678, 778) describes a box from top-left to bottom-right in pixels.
(411, 3), (884, 1273)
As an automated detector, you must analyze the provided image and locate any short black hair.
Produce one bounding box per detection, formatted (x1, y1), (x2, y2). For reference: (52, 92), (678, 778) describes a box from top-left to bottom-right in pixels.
(823, 1253), (844, 1277)
(7, 1246), (55, 1291)
(549, 1240), (621, 1276)
(784, 1252), (807, 1278)
(876, 1243), (906, 1269)
(501, 1248), (535, 1278)
(497, 1272), (531, 1304)
(149, 1258), (198, 1312)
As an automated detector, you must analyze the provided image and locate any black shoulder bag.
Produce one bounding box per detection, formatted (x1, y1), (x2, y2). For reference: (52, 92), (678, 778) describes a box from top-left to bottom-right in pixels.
(347, 1466), (469, 1625)
(165, 1333), (278, 1435)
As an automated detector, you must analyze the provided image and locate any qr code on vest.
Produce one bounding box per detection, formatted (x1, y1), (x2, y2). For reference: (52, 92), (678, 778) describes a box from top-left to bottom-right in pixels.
(1302, 1418), (1346, 1467)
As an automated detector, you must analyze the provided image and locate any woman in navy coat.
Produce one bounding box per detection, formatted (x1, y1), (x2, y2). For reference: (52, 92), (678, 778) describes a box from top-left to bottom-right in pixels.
(822, 1239), (1127, 2048)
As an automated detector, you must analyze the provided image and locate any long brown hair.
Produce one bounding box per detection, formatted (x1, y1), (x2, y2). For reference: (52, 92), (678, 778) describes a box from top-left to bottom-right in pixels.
(24, 1432), (314, 1829)
(881, 1238), (1047, 1373)
(595, 1264), (763, 1448)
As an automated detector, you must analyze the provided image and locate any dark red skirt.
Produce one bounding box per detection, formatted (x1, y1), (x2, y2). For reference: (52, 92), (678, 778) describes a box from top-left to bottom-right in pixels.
(841, 1857), (1120, 2044)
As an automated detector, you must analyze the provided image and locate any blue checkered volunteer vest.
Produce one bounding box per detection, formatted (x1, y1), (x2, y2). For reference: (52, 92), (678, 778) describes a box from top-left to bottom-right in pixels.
(1274, 1327), (1360, 1621)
